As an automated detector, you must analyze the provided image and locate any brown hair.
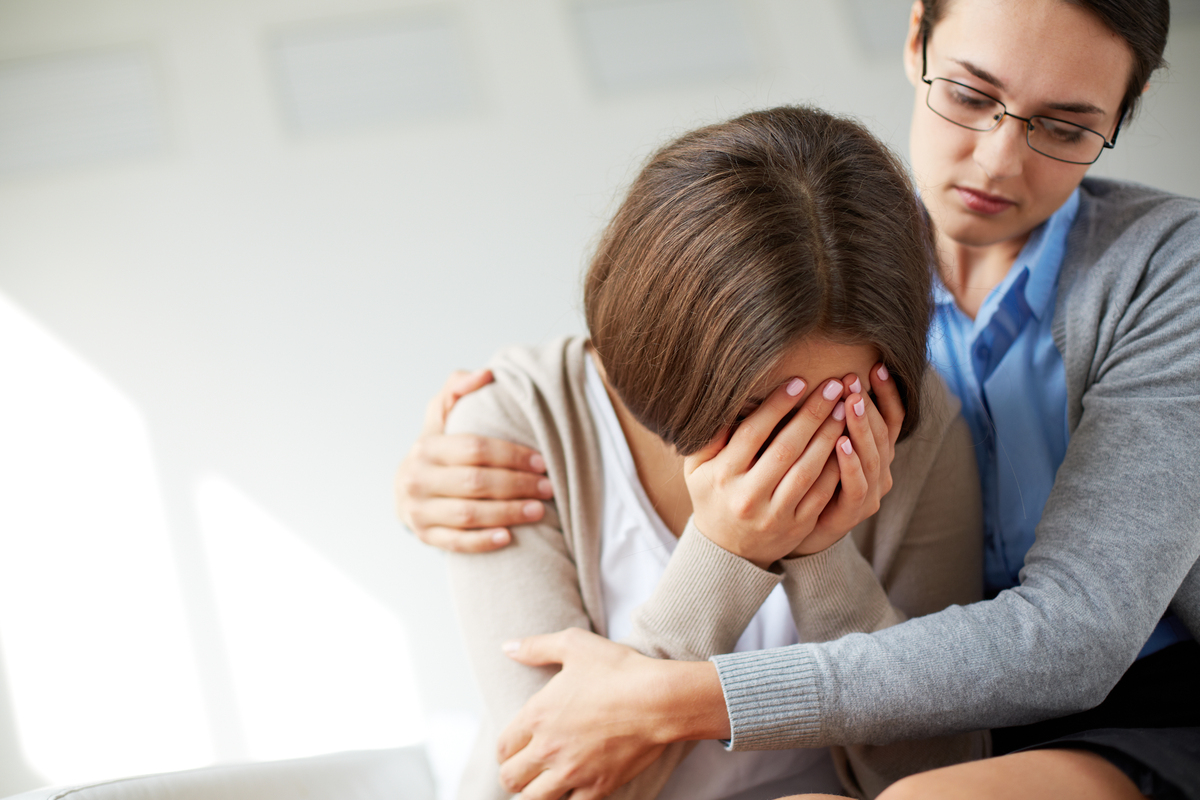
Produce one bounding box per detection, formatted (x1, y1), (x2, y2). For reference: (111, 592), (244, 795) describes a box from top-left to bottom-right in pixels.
(917, 0), (1170, 121)
(585, 106), (934, 456)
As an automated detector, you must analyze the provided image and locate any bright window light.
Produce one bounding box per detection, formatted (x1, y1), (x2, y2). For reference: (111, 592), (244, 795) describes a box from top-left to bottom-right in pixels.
(195, 475), (424, 761)
(0, 291), (211, 784)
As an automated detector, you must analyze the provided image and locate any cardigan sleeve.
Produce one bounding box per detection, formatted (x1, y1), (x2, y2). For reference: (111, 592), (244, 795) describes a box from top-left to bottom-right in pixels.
(443, 370), (597, 800)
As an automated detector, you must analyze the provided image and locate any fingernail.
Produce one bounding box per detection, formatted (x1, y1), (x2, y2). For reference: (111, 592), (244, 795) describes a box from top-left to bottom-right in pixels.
(823, 381), (843, 401)
(537, 478), (553, 497)
(849, 377), (861, 394)
(502, 640), (521, 655)
(786, 377), (806, 397)
(523, 501), (542, 519)
(840, 439), (854, 455)
(491, 529), (510, 545)
(529, 453), (546, 472)
(833, 401), (846, 421)
(877, 364), (889, 381)
(854, 399), (865, 417)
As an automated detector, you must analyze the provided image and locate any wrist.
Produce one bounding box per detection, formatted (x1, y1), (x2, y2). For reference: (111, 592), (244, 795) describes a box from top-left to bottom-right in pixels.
(650, 659), (731, 743)
(690, 514), (775, 570)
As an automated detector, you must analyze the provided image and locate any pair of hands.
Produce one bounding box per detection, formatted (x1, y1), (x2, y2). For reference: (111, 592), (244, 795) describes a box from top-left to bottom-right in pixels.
(396, 363), (905, 798)
(397, 364), (902, 569)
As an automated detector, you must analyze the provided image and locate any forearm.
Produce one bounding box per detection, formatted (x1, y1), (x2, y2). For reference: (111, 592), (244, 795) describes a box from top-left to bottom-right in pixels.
(622, 519), (782, 660)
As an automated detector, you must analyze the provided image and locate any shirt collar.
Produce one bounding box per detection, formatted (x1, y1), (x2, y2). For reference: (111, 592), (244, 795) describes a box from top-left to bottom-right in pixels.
(1014, 188), (1080, 322)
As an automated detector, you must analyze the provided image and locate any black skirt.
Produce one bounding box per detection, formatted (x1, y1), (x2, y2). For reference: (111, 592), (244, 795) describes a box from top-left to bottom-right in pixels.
(992, 641), (1200, 800)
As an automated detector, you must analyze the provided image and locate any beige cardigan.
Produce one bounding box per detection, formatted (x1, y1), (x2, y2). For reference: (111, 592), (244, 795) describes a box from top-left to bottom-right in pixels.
(445, 337), (986, 800)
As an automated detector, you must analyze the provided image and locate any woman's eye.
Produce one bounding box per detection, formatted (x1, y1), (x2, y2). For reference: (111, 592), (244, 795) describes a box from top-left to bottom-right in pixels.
(950, 88), (991, 109)
(1044, 123), (1084, 143)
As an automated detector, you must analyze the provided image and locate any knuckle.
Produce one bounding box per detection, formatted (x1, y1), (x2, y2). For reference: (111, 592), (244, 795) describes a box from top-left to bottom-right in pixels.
(400, 468), (424, 499)
(464, 466), (487, 495)
(453, 500), (479, 527)
(464, 435), (489, 464)
(730, 491), (756, 519)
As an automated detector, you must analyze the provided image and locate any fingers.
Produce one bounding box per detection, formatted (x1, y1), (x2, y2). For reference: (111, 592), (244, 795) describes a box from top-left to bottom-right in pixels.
(416, 525), (512, 553)
(749, 378), (845, 489)
(721, 377), (808, 469)
(416, 464), (554, 502)
(841, 375), (881, 488)
(790, 452), (842, 528)
(870, 362), (905, 446)
(415, 433), (548, 473)
(500, 627), (585, 667)
(409, 497), (546, 533)
(510, 767), (571, 800)
(771, 409), (844, 515)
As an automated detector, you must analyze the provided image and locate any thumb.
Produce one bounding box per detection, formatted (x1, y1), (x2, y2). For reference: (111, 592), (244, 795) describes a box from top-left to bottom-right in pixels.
(421, 368), (494, 435)
(683, 426), (731, 477)
(501, 627), (586, 667)
(447, 368), (494, 401)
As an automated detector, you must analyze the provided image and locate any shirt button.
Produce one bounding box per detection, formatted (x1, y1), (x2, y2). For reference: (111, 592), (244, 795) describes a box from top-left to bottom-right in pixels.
(976, 343), (990, 359)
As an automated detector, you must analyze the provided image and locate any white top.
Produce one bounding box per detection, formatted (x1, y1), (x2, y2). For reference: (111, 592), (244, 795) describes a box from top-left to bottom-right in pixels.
(583, 355), (841, 800)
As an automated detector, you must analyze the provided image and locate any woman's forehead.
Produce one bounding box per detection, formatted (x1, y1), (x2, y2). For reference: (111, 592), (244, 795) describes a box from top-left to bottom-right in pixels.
(931, 0), (1131, 116)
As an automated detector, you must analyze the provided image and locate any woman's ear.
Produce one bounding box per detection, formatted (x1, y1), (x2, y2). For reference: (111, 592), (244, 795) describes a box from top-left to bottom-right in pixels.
(903, 0), (925, 87)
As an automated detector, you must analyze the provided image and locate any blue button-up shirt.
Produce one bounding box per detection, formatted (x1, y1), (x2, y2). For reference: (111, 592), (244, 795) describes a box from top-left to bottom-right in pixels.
(927, 188), (1188, 659)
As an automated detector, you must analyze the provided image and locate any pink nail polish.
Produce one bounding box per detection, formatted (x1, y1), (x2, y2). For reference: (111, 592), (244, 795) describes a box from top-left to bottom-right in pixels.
(877, 364), (889, 381)
(833, 401), (846, 421)
(523, 501), (542, 519)
(786, 378), (806, 397)
(502, 640), (521, 655)
(492, 530), (510, 544)
(529, 453), (546, 472)
(537, 478), (553, 497)
(849, 378), (861, 394)
(823, 381), (842, 401)
(854, 399), (865, 417)
(840, 439), (853, 455)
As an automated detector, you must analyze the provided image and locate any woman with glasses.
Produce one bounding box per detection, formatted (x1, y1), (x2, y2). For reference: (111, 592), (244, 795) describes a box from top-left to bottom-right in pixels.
(397, 0), (1200, 797)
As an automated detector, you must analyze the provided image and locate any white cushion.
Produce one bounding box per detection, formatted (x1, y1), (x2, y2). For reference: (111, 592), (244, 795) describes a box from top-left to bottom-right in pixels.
(2, 747), (434, 800)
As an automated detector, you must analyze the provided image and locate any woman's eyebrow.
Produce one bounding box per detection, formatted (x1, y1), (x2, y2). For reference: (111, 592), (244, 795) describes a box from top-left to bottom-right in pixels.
(951, 58), (1107, 116)
(951, 58), (1006, 90)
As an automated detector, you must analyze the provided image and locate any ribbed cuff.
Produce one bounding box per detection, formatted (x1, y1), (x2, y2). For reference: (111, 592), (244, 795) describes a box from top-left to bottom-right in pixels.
(626, 519), (782, 660)
(712, 645), (823, 750)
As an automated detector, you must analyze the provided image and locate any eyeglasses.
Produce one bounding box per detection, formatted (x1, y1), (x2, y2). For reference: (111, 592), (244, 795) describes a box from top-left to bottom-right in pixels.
(920, 36), (1121, 165)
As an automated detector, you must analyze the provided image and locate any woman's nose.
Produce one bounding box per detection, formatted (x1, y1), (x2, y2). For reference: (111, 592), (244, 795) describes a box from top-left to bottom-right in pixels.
(973, 114), (1027, 182)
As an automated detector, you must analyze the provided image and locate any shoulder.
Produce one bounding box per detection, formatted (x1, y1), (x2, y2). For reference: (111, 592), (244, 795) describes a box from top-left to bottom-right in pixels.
(444, 336), (590, 447)
(1069, 178), (1200, 280)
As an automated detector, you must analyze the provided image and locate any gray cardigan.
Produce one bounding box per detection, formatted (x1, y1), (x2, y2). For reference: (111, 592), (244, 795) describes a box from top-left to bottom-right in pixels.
(713, 177), (1200, 749)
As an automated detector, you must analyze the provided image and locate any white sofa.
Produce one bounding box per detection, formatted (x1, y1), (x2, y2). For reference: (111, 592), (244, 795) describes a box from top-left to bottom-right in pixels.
(1, 747), (436, 800)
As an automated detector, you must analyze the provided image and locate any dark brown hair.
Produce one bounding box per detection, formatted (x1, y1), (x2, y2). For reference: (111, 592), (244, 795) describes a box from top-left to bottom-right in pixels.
(918, 0), (1170, 121)
(585, 106), (934, 456)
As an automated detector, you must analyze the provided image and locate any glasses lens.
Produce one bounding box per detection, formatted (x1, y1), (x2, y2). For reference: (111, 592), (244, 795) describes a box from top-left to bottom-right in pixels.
(927, 79), (1002, 131)
(1028, 116), (1106, 164)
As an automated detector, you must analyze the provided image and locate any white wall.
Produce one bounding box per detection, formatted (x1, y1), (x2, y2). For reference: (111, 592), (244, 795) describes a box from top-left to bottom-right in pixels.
(0, 0), (1196, 795)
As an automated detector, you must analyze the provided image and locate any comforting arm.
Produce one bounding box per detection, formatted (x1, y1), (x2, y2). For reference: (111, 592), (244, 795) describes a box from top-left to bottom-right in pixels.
(714, 201), (1200, 751)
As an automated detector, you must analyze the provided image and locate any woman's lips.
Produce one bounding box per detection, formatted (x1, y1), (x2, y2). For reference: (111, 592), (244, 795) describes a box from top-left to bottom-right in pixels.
(955, 186), (1015, 215)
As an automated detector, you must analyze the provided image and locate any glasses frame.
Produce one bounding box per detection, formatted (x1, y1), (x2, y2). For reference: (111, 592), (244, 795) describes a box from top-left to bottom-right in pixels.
(920, 35), (1121, 165)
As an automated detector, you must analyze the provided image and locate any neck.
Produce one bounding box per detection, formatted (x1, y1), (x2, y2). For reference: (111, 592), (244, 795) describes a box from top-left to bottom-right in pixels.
(589, 347), (692, 537)
(936, 228), (1029, 320)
